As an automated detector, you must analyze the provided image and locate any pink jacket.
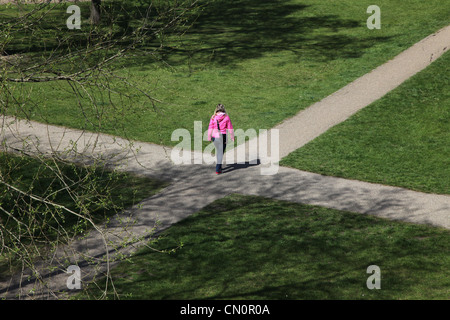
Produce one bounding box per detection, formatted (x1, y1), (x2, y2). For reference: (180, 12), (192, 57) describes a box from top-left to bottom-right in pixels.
(208, 112), (234, 141)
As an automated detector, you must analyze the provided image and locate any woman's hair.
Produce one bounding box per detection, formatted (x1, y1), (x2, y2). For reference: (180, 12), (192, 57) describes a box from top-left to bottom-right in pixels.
(214, 103), (226, 115)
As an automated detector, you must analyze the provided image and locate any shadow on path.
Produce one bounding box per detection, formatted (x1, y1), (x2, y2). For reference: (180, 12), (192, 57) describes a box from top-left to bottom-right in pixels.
(221, 159), (261, 174)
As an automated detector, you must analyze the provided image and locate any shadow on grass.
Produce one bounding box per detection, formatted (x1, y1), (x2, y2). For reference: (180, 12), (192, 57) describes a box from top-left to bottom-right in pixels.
(151, 0), (393, 67)
(1, 0), (187, 60)
(0, 153), (169, 284)
(2, 156), (448, 299)
(87, 193), (449, 300)
(2, 0), (393, 68)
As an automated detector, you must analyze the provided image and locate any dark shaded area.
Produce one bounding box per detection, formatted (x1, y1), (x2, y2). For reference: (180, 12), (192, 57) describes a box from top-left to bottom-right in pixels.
(1, 0), (393, 69)
(153, 0), (392, 67)
(0, 152), (169, 283)
(0, 0), (187, 66)
(82, 187), (449, 300)
(221, 159), (261, 173)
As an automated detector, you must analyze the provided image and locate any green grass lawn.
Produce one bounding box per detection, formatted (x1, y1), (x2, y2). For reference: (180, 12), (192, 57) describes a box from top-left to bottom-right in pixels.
(281, 50), (450, 195)
(2, 1), (449, 299)
(2, 0), (449, 148)
(80, 194), (450, 300)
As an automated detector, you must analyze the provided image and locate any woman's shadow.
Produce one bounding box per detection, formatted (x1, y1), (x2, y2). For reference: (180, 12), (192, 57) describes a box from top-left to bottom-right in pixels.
(221, 159), (261, 174)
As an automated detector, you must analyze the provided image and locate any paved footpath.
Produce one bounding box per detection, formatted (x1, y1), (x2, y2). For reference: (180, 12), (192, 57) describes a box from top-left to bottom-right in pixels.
(1, 25), (449, 299)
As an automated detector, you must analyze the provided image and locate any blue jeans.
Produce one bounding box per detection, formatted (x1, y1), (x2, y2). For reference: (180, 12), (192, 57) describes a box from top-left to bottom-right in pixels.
(212, 134), (227, 172)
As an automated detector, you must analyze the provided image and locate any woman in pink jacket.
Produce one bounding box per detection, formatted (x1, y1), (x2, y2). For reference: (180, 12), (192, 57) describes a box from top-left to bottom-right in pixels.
(208, 104), (235, 174)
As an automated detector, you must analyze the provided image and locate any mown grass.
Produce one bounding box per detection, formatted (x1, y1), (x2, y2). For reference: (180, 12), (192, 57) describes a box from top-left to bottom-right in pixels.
(80, 194), (450, 300)
(281, 50), (450, 195)
(2, 1), (449, 298)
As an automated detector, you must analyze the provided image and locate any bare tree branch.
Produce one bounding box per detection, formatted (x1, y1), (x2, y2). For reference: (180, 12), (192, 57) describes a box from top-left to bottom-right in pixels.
(0, 0), (200, 299)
